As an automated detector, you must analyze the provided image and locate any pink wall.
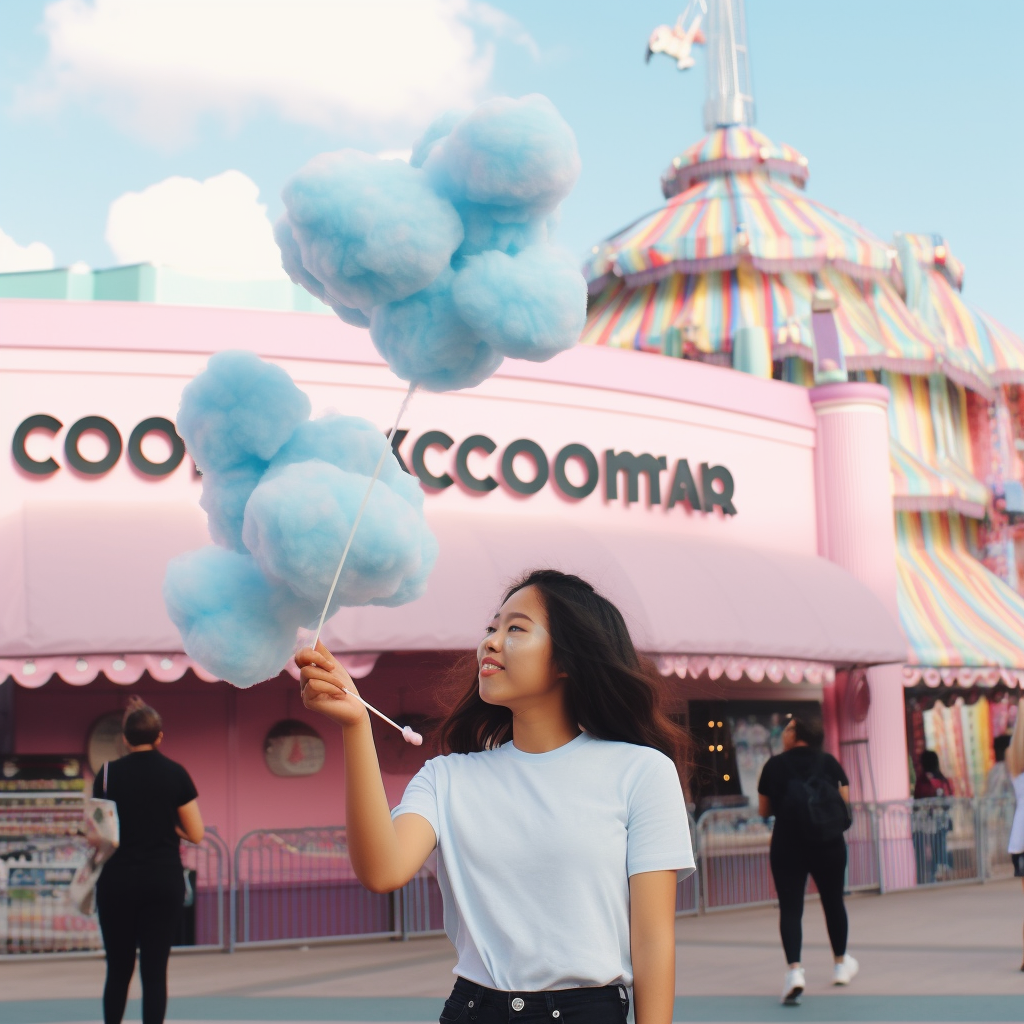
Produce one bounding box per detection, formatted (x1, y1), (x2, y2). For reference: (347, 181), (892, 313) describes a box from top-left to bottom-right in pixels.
(12, 653), (456, 849)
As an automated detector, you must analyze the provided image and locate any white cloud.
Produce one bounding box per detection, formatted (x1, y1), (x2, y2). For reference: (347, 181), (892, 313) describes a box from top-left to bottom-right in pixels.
(105, 170), (286, 279)
(20, 0), (532, 147)
(375, 149), (413, 163)
(0, 229), (55, 272)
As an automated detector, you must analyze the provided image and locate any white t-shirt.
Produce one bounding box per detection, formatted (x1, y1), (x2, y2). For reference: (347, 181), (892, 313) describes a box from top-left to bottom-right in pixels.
(392, 731), (694, 991)
(1009, 770), (1024, 854)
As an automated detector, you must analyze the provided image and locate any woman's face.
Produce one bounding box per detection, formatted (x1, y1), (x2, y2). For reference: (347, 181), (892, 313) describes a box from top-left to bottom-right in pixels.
(477, 585), (564, 709)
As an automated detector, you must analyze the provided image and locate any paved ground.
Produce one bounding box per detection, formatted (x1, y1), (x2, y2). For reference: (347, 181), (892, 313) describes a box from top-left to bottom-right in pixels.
(1, 880), (1022, 1022)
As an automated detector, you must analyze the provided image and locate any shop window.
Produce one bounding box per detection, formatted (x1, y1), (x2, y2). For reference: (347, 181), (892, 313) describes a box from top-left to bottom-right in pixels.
(87, 713), (127, 774)
(264, 720), (325, 777)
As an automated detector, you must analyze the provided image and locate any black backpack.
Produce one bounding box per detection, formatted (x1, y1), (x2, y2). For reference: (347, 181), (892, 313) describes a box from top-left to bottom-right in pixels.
(781, 753), (852, 844)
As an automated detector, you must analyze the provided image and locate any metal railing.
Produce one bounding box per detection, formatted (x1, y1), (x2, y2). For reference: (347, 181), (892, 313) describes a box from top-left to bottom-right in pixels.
(178, 828), (231, 950)
(4, 795), (1021, 954)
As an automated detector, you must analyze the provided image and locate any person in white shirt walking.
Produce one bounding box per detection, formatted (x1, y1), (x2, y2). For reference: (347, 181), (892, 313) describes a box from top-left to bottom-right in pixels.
(1004, 701), (1024, 971)
(296, 569), (695, 1024)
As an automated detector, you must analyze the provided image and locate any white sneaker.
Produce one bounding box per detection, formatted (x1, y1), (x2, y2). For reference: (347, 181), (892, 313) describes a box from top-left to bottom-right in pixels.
(782, 966), (805, 1005)
(833, 954), (859, 985)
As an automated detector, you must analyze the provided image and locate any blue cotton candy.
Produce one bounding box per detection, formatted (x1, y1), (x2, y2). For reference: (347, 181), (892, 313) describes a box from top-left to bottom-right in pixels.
(163, 546), (313, 687)
(410, 110), (465, 168)
(452, 246), (587, 361)
(369, 271), (502, 393)
(177, 350), (311, 473)
(199, 462), (265, 552)
(370, 520), (439, 607)
(270, 415), (423, 509)
(242, 460), (433, 610)
(423, 95), (581, 219)
(280, 150), (463, 313)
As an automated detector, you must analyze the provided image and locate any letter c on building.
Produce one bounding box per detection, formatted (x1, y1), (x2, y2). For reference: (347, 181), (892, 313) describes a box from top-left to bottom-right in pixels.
(411, 430), (455, 489)
(128, 417), (186, 477)
(13, 414), (63, 476)
(65, 416), (122, 475)
(456, 435), (498, 493)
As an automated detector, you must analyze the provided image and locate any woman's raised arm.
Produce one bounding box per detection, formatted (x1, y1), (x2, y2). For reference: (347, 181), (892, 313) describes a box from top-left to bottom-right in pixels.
(297, 642), (436, 892)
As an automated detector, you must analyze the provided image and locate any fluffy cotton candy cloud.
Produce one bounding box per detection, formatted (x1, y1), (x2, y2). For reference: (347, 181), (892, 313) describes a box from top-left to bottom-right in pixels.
(163, 546), (314, 688)
(243, 460), (434, 609)
(106, 171), (287, 279)
(423, 95), (580, 218)
(270, 415), (423, 507)
(0, 228), (55, 272)
(279, 151), (464, 312)
(21, 0), (531, 147)
(452, 246), (587, 361)
(370, 271), (502, 392)
(176, 350), (311, 474)
(165, 350), (437, 686)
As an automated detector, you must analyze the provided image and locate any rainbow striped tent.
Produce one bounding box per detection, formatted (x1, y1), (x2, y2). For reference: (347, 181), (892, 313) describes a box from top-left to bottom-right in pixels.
(583, 172), (894, 291)
(896, 511), (1024, 671)
(897, 233), (1024, 387)
(883, 372), (989, 519)
(582, 264), (937, 375)
(661, 126), (809, 197)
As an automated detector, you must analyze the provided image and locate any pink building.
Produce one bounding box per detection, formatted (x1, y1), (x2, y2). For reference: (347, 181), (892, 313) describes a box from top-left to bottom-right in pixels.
(0, 294), (909, 848)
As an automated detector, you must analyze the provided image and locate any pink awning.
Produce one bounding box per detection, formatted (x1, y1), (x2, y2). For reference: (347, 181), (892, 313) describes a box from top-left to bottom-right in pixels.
(1, 504), (906, 685)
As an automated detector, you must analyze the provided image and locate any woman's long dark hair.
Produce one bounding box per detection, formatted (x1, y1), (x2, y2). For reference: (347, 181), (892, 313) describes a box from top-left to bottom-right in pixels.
(437, 569), (690, 776)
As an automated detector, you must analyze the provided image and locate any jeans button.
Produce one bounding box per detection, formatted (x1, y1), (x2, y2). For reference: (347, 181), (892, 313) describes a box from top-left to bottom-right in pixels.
(512, 997), (525, 1012)
(468, 1002), (474, 1008)
(552, 1012), (561, 1019)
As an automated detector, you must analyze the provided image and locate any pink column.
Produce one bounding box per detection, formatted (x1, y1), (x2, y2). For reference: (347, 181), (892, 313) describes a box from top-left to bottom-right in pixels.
(810, 383), (909, 802)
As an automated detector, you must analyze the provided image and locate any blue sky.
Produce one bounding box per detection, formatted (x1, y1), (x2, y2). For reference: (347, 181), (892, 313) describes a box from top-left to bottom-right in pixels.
(0, 0), (1021, 331)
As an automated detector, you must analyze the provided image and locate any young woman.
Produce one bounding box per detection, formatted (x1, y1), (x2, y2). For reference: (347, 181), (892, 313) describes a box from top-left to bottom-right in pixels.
(757, 714), (856, 1006)
(94, 698), (204, 1024)
(1004, 701), (1024, 970)
(297, 569), (694, 1024)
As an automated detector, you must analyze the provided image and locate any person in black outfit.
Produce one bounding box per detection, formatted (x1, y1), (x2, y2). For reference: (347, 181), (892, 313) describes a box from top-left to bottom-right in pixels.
(757, 714), (855, 1005)
(93, 698), (204, 1024)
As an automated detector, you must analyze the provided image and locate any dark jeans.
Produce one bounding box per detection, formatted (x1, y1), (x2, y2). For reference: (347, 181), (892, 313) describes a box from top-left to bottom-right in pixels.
(96, 862), (185, 1024)
(769, 836), (848, 965)
(440, 977), (629, 1024)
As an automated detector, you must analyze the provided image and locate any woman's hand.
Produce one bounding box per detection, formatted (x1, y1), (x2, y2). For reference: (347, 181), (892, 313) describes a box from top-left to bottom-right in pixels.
(296, 642), (368, 729)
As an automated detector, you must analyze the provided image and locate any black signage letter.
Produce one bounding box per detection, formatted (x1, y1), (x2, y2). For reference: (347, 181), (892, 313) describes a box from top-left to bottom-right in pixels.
(128, 417), (186, 477)
(386, 429), (411, 474)
(604, 450), (667, 504)
(701, 463), (737, 515)
(666, 458), (702, 510)
(501, 439), (549, 495)
(13, 414), (62, 476)
(65, 416), (122, 475)
(456, 435), (498, 493)
(553, 444), (599, 499)
(411, 431), (455, 489)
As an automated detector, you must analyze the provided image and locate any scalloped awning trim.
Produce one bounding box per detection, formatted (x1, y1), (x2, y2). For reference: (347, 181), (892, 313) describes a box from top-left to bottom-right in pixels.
(654, 654), (835, 685)
(3, 652), (381, 688)
(902, 665), (1023, 689)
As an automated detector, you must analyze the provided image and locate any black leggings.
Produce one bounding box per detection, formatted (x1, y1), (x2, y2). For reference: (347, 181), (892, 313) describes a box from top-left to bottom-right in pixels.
(769, 837), (848, 965)
(96, 863), (184, 1024)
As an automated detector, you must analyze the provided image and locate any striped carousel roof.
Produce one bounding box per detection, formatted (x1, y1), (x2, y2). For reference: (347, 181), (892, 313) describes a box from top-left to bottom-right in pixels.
(581, 265), (938, 374)
(660, 126), (810, 199)
(583, 173), (895, 293)
(896, 233), (1024, 388)
(896, 511), (1024, 670)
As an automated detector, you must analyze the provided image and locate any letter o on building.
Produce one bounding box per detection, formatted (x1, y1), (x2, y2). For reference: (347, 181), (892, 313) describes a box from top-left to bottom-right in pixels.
(553, 444), (599, 499)
(128, 417), (186, 477)
(501, 439), (549, 495)
(64, 416), (122, 475)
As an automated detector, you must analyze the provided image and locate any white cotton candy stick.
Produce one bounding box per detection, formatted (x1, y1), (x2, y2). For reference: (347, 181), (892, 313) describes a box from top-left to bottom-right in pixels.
(342, 687), (423, 745)
(311, 381), (418, 650)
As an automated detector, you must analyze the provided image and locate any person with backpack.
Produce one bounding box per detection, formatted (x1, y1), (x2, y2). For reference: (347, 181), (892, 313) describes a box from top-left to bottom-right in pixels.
(757, 713), (855, 1005)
